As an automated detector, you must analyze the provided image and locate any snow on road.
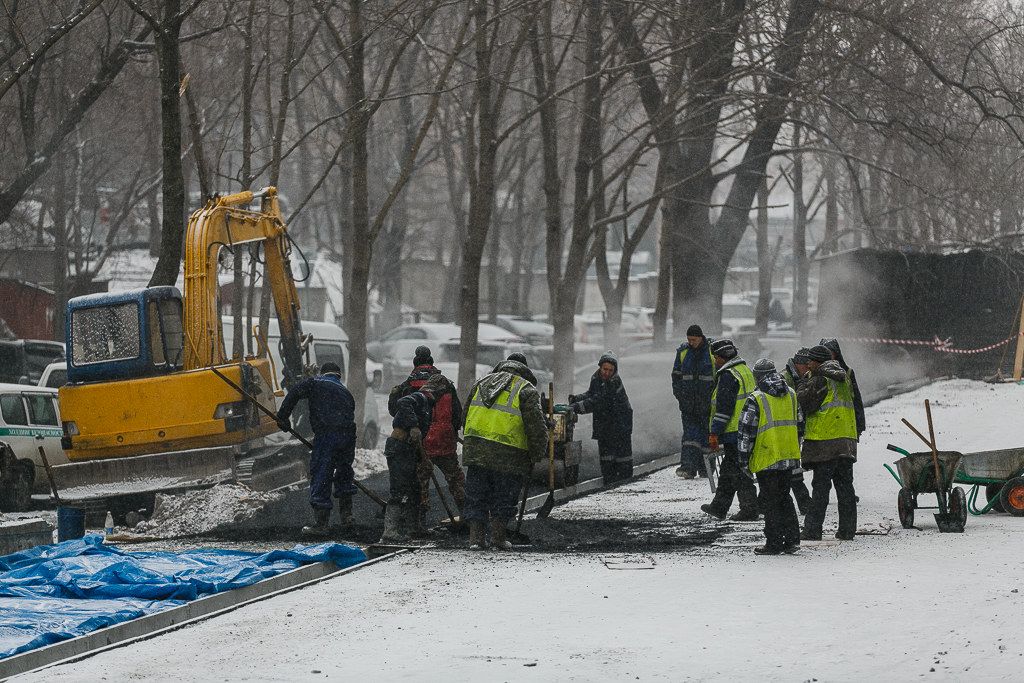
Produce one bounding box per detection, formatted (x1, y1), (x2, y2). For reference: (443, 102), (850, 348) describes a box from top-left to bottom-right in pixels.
(17, 378), (1024, 682)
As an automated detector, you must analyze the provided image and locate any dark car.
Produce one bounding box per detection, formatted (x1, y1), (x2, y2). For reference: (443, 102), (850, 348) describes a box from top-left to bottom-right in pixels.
(0, 340), (66, 385)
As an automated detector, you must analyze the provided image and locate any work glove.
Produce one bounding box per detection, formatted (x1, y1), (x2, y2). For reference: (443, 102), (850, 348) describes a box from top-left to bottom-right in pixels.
(567, 394), (577, 405)
(409, 427), (423, 446)
(277, 418), (291, 433)
(570, 403), (582, 415)
(708, 433), (719, 452)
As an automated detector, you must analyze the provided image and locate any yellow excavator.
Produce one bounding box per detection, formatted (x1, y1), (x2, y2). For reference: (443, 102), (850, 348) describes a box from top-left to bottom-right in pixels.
(55, 188), (311, 517)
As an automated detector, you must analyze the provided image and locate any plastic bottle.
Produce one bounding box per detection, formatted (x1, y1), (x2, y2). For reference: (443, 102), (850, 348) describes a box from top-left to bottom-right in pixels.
(105, 511), (114, 536)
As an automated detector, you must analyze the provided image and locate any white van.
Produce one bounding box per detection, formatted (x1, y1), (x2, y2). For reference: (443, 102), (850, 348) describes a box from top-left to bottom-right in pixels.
(0, 383), (67, 497)
(221, 318), (381, 448)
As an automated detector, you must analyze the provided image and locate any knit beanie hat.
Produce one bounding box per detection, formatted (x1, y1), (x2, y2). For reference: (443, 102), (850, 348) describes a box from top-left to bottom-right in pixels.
(752, 358), (776, 379)
(320, 361), (341, 376)
(686, 324), (704, 338)
(598, 350), (618, 368)
(506, 352), (528, 366)
(710, 338), (737, 360)
(807, 345), (832, 363)
(413, 345), (433, 367)
(793, 347), (810, 365)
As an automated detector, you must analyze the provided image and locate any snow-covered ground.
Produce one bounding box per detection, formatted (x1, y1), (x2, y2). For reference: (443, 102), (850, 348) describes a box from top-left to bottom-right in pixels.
(17, 378), (1024, 681)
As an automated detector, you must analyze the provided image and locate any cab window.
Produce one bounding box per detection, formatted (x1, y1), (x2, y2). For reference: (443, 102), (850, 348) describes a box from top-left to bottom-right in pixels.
(24, 394), (58, 426)
(0, 395), (27, 426)
(71, 302), (141, 365)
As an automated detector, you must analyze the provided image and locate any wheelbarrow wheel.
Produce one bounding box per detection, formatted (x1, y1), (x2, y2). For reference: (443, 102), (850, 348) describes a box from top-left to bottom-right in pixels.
(999, 477), (1024, 517)
(898, 487), (915, 529)
(948, 486), (967, 529)
(986, 483), (1005, 513)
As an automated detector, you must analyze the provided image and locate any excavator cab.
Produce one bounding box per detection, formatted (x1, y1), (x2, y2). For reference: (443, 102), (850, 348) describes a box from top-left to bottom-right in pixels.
(66, 287), (184, 384)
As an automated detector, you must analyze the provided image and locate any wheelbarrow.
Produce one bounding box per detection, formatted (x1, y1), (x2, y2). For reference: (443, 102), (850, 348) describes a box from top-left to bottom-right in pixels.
(884, 445), (966, 532)
(954, 447), (1024, 516)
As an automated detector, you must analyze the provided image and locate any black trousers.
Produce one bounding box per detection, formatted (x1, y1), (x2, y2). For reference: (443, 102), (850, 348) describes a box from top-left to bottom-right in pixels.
(599, 437), (633, 482)
(757, 469), (801, 550)
(803, 459), (857, 537)
(791, 469), (812, 513)
(708, 443), (759, 515)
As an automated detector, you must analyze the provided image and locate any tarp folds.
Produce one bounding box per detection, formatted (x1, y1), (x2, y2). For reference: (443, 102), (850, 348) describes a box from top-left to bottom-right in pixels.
(0, 535), (365, 659)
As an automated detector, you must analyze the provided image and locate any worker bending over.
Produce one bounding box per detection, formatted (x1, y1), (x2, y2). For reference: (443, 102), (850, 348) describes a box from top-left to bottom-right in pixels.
(379, 375), (447, 544)
(463, 357), (547, 550)
(276, 361), (357, 538)
(389, 345), (465, 534)
(738, 359), (804, 555)
(701, 339), (760, 521)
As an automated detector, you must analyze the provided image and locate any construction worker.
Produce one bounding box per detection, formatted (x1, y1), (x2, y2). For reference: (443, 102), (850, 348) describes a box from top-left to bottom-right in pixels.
(672, 325), (715, 479)
(569, 350), (634, 483)
(276, 361), (357, 537)
(798, 345), (858, 541)
(378, 374), (447, 544)
(781, 347), (812, 514)
(782, 347), (810, 389)
(388, 345), (465, 534)
(700, 338), (760, 521)
(738, 359), (804, 555)
(819, 338), (866, 439)
(462, 357), (548, 550)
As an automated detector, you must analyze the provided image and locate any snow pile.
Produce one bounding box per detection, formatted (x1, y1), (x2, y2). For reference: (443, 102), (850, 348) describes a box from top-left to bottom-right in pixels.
(354, 448), (386, 479)
(134, 484), (283, 538)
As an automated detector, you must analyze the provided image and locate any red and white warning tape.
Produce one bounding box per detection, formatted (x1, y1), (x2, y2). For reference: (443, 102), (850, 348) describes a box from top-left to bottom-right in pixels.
(836, 333), (1024, 355)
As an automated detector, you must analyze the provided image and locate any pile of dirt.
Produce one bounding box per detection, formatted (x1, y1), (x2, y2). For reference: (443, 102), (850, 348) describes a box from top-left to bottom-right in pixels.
(133, 484), (284, 538)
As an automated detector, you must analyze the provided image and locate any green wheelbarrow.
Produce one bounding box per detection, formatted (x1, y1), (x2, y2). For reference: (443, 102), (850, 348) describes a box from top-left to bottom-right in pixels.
(884, 444), (966, 532)
(954, 448), (1024, 516)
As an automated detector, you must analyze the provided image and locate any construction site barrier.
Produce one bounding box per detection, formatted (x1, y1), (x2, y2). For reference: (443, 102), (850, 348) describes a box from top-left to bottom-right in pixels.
(836, 333), (1024, 355)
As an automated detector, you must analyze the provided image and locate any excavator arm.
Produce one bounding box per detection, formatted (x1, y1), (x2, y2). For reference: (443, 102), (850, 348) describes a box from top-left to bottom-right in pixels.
(182, 187), (305, 385)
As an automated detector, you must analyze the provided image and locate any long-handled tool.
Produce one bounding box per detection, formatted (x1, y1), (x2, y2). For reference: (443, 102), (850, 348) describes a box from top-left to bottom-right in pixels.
(536, 382), (557, 519)
(209, 366), (388, 510)
(35, 438), (61, 506)
(413, 440), (458, 525)
(901, 403), (961, 532)
(509, 470), (532, 545)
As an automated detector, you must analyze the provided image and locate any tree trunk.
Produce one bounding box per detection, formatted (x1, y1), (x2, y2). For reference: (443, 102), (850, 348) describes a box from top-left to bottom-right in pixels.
(823, 160), (838, 254)
(755, 178), (771, 337)
(792, 122), (808, 332)
(149, 3), (187, 288)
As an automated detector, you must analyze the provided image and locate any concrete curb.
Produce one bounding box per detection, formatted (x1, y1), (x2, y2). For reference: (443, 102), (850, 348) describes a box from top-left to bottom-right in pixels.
(524, 453), (679, 512)
(0, 550), (406, 681)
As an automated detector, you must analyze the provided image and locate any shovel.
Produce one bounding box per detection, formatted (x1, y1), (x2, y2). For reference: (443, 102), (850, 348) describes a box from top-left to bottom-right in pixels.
(508, 471), (532, 545)
(901, 401), (962, 533)
(536, 382), (557, 519)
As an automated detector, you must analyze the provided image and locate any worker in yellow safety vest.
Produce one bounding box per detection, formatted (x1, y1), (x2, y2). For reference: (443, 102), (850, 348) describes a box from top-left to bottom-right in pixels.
(462, 357), (548, 551)
(700, 339), (760, 522)
(737, 359), (805, 555)
(797, 345), (859, 541)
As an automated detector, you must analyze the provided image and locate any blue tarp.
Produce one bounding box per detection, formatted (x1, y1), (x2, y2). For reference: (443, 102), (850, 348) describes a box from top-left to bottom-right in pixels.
(0, 534), (365, 659)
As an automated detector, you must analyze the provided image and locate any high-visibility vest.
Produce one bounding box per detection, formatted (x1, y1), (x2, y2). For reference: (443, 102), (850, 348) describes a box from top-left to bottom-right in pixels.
(749, 389), (801, 473)
(677, 346), (715, 383)
(464, 376), (529, 450)
(709, 363), (756, 434)
(804, 377), (858, 441)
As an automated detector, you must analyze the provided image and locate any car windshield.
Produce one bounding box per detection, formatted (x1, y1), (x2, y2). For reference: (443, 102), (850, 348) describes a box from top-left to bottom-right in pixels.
(24, 342), (65, 380)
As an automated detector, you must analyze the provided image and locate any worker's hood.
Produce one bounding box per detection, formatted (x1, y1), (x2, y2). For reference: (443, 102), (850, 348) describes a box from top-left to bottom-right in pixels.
(819, 338), (850, 371)
(756, 371), (790, 398)
(717, 355), (747, 376)
(475, 360), (537, 407)
(813, 359), (846, 382)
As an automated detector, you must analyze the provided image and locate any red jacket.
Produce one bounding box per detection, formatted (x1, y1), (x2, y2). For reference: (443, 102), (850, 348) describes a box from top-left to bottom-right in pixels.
(388, 365), (461, 457)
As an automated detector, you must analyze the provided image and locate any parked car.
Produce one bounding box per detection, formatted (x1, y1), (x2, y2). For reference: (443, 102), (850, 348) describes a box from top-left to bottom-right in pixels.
(221, 318), (381, 448)
(434, 340), (551, 389)
(38, 361), (68, 388)
(0, 382), (66, 504)
(479, 315), (554, 346)
(373, 322), (522, 388)
(0, 340), (65, 385)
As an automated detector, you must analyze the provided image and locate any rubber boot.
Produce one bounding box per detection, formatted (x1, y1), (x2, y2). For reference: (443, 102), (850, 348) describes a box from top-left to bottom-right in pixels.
(412, 506), (433, 538)
(301, 507), (331, 538)
(490, 517), (512, 551)
(468, 520), (486, 550)
(335, 493), (355, 526)
(378, 502), (411, 545)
